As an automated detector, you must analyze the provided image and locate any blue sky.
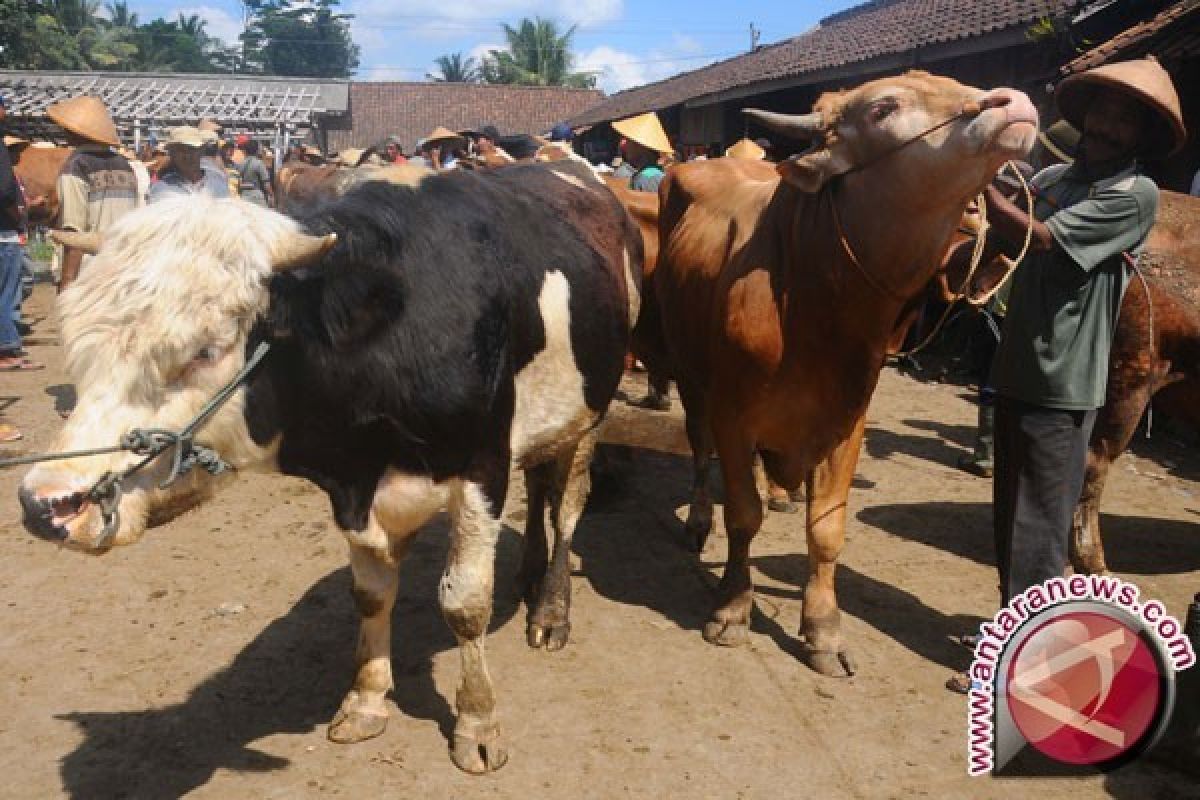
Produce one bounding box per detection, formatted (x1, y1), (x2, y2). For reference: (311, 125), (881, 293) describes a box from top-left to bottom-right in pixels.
(123, 1), (862, 92)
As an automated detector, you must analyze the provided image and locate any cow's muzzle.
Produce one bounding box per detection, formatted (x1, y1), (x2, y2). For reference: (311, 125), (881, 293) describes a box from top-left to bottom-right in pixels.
(19, 486), (72, 542)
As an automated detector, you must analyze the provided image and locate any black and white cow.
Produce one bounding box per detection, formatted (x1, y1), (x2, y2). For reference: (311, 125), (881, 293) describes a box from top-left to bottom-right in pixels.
(19, 161), (642, 773)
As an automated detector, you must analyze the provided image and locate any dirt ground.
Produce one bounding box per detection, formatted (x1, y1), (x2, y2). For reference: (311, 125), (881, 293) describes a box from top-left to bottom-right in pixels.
(1, 284), (1197, 800)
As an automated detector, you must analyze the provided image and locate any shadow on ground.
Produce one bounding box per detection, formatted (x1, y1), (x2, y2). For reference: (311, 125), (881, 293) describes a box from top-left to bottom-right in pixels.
(56, 520), (523, 800)
(857, 501), (1200, 576)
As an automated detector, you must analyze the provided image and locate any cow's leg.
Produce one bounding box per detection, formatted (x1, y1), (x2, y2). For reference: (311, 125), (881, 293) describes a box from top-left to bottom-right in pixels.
(703, 421), (761, 647)
(516, 462), (552, 607)
(1071, 381), (1152, 576)
(528, 427), (599, 650)
(442, 475), (508, 774)
(329, 515), (410, 744)
(678, 382), (715, 551)
(801, 416), (865, 678)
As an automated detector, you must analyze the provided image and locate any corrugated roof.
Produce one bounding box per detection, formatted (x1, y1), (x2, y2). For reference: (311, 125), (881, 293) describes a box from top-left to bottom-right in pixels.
(0, 70), (349, 138)
(327, 82), (604, 152)
(1061, 0), (1200, 74)
(569, 0), (1083, 127)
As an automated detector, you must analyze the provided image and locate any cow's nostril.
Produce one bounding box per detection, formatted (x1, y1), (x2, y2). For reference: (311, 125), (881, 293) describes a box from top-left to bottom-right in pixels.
(19, 487), (72, 542)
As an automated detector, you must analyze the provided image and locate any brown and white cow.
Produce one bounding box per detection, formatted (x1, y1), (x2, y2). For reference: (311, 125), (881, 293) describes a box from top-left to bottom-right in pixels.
(654, 71), (1037, 675)
(20, 160), (641, 772)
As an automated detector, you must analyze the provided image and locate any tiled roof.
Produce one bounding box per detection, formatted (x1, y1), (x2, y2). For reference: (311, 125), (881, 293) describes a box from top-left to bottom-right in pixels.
(569, 0), (1082, 127)
(1061, 0), (1200, 75)
(0, 70), (348, 138)
(327, 82), (605, 152)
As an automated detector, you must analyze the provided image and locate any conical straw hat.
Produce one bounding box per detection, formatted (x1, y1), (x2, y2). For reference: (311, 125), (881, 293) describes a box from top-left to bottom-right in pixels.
(612, 112), (673, 154)
(725, 138), (765, 160)
(46, 96), (120, 147)
(1056, 56), (1186, 156)
(424, 126), (467, 150)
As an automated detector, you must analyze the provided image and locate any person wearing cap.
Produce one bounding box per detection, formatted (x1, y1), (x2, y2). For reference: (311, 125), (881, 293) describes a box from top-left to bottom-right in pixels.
(234, 139), (273, 208)
(945, 58), (1186, 693)
(148, 126), (232, 204)
(612, 112), (673, 193)
(383, 138), (408, 165)
(49, 95), (137, 292)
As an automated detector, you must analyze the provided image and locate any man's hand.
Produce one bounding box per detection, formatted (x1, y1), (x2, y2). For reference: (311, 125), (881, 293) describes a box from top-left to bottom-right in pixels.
(983, 183), (1054, 256)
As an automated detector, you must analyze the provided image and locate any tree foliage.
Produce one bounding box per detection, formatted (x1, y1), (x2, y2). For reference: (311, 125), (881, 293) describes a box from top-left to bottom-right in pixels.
(240, 0), (359, 79)
(479, 17), (595, 89)
(0, 0), (357, 76)
(427, 52), (480, 83)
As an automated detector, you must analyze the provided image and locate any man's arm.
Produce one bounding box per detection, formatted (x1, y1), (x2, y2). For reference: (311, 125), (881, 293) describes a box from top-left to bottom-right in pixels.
(56, 171), (90, 293)
(981, 183), (1054, 256)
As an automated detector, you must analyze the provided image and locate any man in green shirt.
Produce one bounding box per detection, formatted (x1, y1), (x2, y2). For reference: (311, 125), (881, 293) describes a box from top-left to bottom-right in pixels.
(984, 57), (1185, 605)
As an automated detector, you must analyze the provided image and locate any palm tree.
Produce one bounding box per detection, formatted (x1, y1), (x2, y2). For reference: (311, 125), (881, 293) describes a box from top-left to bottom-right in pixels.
(427, 52), (480, 83)
(483, 17), (595, 88)
(104, 0), (138, 29)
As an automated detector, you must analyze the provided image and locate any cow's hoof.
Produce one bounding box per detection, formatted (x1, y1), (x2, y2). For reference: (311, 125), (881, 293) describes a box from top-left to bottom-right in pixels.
(328, 708), (389, 744)
(451, 717), (509, 774)
(805, 647), (857, 678)
(767, 497), (799, 514)
(527, 620), (570, 651)
(703, 618), (749, 647)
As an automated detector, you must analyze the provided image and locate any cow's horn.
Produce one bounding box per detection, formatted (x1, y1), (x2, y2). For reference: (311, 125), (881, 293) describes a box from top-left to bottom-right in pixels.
(49, 229), (103, 254)
(271, 232), (338, 272)
(742, 109), (825, 140)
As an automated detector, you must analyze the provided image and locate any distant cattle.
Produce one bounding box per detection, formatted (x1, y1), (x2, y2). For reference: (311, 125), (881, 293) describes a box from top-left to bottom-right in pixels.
(654, 71), (1037, 675)
(21, 160), (642, 773)
(11, 143), (73, 226)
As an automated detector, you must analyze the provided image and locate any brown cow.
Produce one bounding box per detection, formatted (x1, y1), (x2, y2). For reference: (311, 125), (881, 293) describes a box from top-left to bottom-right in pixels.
(275, 162), (432, 215)
(11, 144), (73, 226)
(655, 71), (1037, 675)
(1068, 191), (1200, 574)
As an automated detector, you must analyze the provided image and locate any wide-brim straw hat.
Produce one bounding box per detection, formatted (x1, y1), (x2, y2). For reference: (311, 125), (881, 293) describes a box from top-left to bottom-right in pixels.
(1056, 56), (1186, 156)
(46, 96), (120, 147)
(1037, 119), (1081, 164)
(424, 126), (467, 150)
(166, 126), (207, 148)
(725, 137), (765, 160)
(337, 147), (365, 166)
(612, 112), (673, 154)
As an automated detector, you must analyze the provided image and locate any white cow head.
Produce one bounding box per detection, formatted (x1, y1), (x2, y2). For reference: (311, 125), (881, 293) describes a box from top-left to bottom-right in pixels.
(19, 196), (334, 552)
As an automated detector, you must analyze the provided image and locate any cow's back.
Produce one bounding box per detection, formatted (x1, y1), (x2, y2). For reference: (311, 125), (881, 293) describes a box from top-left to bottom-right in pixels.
(265, 165), (634, 488)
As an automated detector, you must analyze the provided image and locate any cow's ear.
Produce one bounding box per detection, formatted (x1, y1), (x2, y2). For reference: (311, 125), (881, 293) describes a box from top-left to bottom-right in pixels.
(776, 148), (852, 193)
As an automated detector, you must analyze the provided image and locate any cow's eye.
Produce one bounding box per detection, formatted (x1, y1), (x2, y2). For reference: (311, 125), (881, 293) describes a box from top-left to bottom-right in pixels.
(869, 99), (899, 123)
(192, 346), (219, 364)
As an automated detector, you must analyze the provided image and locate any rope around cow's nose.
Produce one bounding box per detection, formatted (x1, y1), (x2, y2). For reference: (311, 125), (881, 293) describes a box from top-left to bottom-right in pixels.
(1, 341), (272, 546)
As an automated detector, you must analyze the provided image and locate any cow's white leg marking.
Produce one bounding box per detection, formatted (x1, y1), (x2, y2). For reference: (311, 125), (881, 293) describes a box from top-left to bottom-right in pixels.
(329, 469), (447, 744)
(527, 426), (599, 651)
(442, 479), (508, 773)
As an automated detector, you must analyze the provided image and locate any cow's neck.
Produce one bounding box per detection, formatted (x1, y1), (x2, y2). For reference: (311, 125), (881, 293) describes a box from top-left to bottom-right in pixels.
(816, 171), (963, 336)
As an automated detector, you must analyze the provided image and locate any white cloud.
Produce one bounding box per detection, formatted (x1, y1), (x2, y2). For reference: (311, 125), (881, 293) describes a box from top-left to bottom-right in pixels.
(577, 39), (721, 93)
(173, 5), (244, 46)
